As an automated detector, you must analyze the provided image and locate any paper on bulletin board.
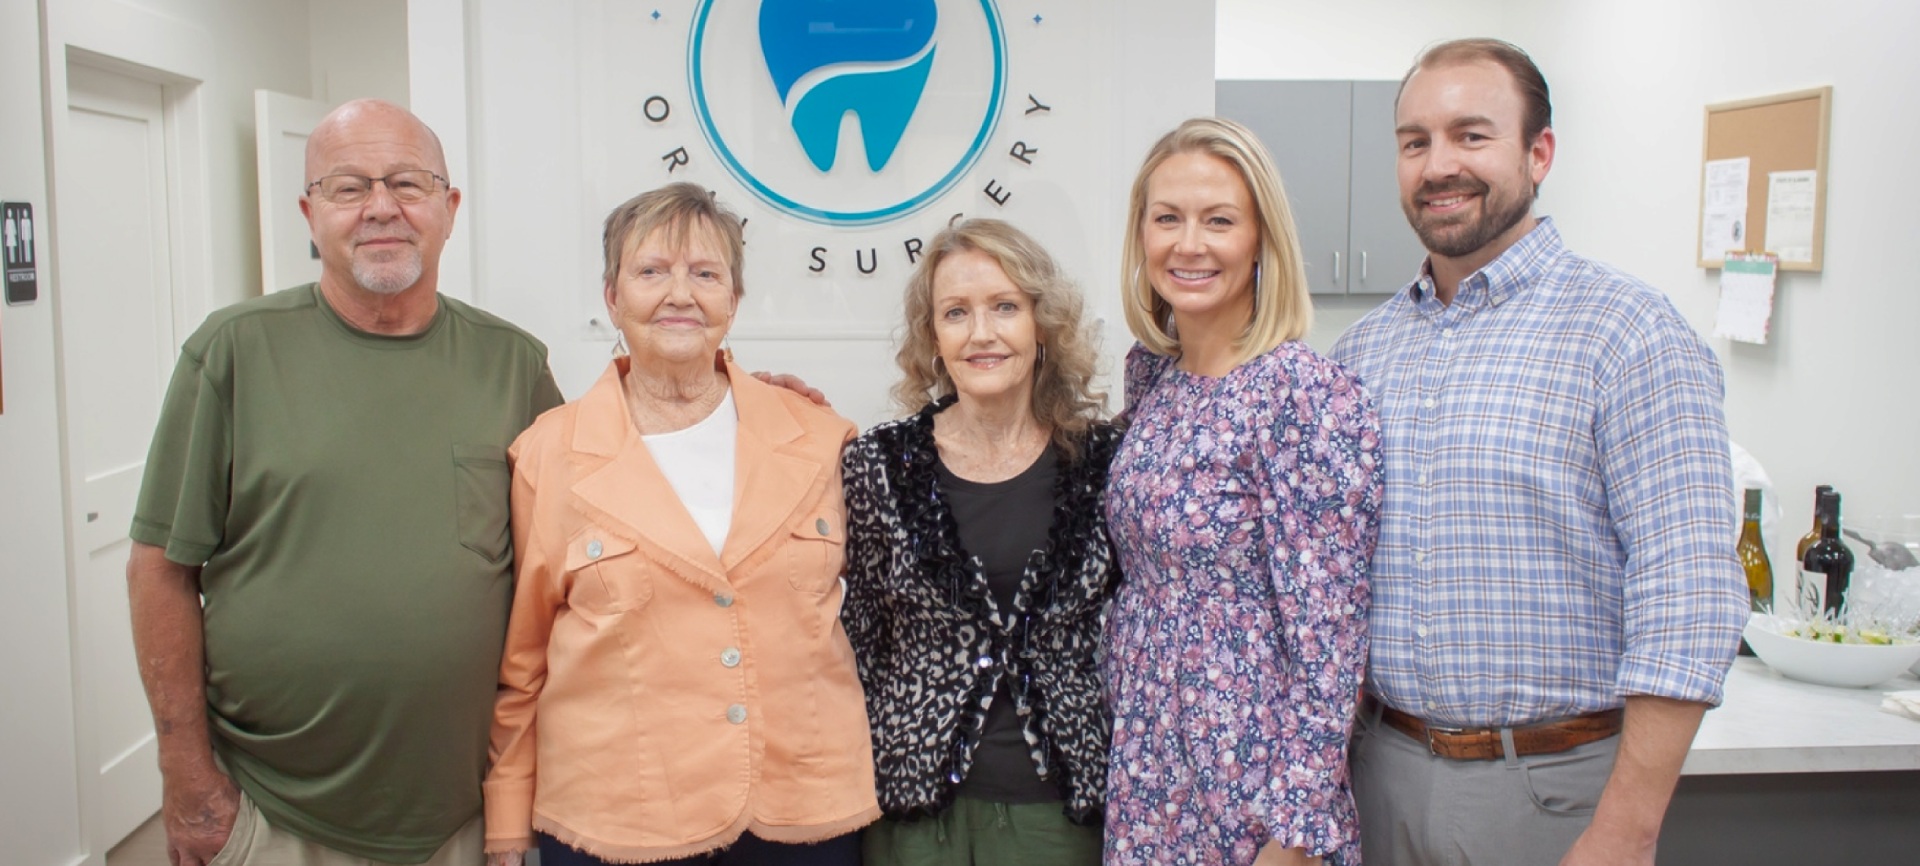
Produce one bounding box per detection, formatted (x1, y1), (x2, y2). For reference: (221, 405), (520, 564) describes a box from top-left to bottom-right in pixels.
(1766, 170), (1817, 263)
(1713, 254), (1778, 344)
(1701, 157), (1750, 261)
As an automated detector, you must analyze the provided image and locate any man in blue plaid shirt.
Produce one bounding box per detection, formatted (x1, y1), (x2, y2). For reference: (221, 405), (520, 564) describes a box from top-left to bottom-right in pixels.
(1333, 38), (1747, 866)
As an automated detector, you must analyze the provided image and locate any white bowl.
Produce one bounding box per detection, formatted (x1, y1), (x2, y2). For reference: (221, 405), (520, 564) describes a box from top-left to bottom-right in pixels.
(1744, 613), (1920, 689)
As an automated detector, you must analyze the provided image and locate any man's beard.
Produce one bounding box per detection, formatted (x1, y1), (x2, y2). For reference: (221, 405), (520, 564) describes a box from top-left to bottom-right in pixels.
(351, 238), (423, 295)
(1405, 176), (1533, 259)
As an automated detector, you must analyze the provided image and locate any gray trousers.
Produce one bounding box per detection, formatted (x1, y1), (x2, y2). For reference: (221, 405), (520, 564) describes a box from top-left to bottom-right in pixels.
(1351, 704), (1619, 866)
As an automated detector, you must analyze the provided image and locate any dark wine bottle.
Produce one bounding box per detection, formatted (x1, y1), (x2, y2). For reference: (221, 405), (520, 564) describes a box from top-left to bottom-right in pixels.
(1736, 488), (1772, 656)
(1798, 489), (1854, 621)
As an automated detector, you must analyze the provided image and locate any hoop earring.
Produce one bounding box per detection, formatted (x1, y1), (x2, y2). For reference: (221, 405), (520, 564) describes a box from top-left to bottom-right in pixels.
(612, 331), (628, 357)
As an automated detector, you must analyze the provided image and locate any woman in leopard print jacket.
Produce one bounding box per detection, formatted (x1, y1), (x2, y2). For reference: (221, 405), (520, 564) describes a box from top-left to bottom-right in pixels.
(841, 219), (1120, 866)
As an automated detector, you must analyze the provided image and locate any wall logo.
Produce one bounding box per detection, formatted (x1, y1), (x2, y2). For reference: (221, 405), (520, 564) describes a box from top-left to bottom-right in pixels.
(689, 0), (1006, 226)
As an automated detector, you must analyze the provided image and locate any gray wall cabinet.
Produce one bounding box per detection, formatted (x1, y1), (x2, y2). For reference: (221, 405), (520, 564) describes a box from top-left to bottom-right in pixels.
(1217, 80), (1424, 296)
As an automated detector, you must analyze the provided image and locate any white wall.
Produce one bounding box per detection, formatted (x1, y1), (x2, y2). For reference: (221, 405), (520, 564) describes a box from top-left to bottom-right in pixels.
(1218, 0), (1920, 563)
(0, 0), (84, 859)
(2, 1), (318, 862)
(423, 0), (1217, 429)
(310, 0), (410, 106)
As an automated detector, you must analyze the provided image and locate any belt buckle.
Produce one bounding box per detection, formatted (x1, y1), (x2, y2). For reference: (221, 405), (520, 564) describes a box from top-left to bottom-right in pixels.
(1425, 723), (1465, 756)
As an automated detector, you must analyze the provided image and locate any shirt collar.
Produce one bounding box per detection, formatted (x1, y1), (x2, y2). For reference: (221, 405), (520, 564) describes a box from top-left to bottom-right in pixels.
(1408, 216), (1564, 309)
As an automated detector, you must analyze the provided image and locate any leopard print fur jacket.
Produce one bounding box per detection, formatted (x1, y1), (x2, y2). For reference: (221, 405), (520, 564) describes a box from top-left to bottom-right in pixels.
(840, 402), (1122, 825)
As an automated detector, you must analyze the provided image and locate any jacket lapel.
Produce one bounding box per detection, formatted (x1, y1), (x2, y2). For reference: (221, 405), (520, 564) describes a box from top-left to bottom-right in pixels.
(567, 360), (731, 592)
(719, 361), (823, 571)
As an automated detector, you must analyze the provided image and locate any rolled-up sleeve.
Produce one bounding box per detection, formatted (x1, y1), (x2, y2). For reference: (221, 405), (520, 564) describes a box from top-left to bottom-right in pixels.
(1596, 316), (1746, 706)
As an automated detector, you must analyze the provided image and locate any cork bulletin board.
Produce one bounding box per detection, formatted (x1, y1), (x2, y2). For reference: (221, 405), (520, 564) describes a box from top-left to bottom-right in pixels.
(1697, 86), (1831, 271)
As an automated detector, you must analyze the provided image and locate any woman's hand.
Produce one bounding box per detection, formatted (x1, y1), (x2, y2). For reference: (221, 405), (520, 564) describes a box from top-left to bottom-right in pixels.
(484, 851), (525, 866)
(1253, 842), (1323, 866)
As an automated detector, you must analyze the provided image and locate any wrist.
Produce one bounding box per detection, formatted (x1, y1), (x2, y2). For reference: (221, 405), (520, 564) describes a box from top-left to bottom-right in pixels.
(1587, 805), (1662, 849)
(156, 738), (223, 786)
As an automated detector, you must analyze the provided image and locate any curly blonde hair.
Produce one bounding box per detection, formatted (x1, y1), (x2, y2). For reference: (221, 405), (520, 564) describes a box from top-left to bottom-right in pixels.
(1120, 117), (1312, 364)
(892, 219), (1106, 462)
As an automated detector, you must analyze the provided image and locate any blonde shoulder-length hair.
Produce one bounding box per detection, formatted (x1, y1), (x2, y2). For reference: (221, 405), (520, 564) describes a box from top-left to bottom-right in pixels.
(892, 218), (1106, 462)
(1120, 117), (1312, 363)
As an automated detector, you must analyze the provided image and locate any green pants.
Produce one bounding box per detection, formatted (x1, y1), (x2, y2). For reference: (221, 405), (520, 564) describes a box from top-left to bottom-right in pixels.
(862, 797), (1102, 866)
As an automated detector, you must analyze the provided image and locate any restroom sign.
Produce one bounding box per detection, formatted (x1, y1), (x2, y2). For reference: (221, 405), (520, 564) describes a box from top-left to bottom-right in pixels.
(3, 201), (36, 304)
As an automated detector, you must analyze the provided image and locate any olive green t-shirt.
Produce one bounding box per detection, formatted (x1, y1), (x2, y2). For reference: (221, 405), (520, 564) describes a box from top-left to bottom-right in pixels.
(130, 284), (564, 863)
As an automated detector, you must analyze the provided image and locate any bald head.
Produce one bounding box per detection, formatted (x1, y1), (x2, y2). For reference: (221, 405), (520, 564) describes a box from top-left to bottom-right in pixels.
(304, 99), (449, 184)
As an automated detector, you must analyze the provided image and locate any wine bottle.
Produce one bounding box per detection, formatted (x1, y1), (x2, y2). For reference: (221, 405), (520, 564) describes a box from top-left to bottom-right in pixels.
(1736, 488), (1772, 656)
(1798, 489), (1854, 621)
(1795, 484), (1834, 562)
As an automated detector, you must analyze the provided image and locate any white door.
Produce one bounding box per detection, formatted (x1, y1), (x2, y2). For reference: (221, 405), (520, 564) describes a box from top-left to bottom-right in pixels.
(256, 90), (330, 292)
(57, 60), (179, 853)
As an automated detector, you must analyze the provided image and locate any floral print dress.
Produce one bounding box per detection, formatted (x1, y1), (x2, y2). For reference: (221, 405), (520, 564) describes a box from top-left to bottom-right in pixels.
(1103, 343), (1382, 866)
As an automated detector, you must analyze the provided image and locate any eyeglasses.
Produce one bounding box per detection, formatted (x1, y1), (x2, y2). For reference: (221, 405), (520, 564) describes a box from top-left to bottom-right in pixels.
(304, 170), (448, 205)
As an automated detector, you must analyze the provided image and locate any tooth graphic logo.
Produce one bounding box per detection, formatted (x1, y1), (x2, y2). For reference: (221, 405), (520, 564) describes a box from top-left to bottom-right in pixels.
(759, 0), (937, 173)
(689, 0), (1006, 226)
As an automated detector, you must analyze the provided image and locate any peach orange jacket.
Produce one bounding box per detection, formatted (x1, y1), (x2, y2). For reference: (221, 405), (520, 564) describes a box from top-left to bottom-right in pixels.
(484, 359), (879, 861)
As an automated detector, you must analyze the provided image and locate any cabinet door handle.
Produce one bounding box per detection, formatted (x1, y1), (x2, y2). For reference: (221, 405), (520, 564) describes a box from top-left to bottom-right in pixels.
(1361, 250), (1369, 282)
(1332, 251), (1342, 283)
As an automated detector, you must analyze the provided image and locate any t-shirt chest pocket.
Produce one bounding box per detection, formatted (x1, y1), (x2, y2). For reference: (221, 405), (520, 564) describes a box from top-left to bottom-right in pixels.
(452, 443), (511, 564)
(564, 530), (650, 613)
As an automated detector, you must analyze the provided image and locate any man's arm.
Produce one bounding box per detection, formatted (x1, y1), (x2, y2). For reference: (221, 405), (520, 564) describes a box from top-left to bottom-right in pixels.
(1560, 695), (1706, 866)
(749, 371), (831, 407)
(128, 541), (239, 866)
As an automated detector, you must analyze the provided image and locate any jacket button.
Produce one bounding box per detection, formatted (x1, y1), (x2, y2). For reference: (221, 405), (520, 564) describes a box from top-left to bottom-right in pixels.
(727, 704), (747, 724)
(816, 518), (831, 536)
(714, 593), (734, 608)
(586, 539), (603, 559)
(720, 647), (741, 668)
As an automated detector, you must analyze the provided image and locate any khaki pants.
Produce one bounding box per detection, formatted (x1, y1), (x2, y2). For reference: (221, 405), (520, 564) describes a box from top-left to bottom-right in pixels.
(862, 797), (1100, 866)
(207, 791), (484, 866)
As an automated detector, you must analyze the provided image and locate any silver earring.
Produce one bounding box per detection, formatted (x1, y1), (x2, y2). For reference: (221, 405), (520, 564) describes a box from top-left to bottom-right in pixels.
(1037, 344), (1047, 367)
(612, 332), (628, 357)
(932, 355), (945, 374)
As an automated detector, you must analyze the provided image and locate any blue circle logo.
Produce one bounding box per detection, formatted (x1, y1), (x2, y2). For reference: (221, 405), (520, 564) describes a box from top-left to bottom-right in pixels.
(689, 0), (1006, 226)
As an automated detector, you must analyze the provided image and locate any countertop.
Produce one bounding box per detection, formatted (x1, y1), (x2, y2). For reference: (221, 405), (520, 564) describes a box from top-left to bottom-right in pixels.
(1683, 656), (1920, 775)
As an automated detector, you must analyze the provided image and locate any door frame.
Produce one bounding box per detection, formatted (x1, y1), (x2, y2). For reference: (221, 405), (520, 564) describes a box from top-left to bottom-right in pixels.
(42, 2), (216, 861)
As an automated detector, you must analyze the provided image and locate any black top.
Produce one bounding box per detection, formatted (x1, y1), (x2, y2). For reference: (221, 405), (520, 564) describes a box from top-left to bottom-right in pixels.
(938, 448), (1061, 805)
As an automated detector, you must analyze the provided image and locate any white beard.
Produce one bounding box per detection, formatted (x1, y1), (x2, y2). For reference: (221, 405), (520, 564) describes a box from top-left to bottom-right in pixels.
(352, 252), (423, 295)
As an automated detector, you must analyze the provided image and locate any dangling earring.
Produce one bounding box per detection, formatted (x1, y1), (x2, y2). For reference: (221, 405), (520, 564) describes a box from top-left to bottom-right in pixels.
(1036, 344), (1047, 367)
(932, 355), (946, 376)
(612, 331), (628, 357)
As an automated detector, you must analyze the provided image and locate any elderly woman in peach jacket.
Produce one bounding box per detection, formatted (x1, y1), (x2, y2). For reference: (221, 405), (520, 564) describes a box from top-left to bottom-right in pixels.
(483, 183), (878, 866)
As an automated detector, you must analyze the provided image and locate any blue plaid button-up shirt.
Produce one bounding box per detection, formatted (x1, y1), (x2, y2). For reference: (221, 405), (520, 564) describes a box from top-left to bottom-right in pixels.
(1332, 218), (1745, 728)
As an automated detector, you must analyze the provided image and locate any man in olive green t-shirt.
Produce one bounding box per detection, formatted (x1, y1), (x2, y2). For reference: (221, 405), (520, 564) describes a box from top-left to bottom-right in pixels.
(127, 99), (562, 866)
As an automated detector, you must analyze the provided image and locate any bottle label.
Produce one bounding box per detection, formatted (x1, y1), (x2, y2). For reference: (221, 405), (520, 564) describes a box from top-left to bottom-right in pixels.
(1796, 567), (1828, 619)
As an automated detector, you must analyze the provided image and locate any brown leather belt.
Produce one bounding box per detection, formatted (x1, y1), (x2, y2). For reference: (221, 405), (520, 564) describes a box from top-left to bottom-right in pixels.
(1377, 704), (1624, 761)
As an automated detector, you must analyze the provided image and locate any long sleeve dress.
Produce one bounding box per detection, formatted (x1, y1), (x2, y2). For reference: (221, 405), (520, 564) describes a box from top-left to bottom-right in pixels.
(1102, 343), (1382, 866)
